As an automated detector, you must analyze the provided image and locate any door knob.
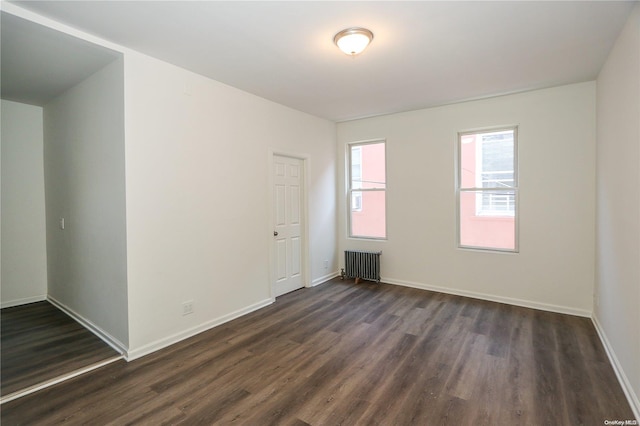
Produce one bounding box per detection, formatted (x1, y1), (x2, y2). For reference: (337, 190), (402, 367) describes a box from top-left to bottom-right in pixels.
(273, 231), (278, 236)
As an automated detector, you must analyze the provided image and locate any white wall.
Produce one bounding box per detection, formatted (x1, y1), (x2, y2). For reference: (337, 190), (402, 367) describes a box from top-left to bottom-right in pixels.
(123, 52), (337, 358)
(5, 4), (337, 360)
(1, 100), (48, 307)
(595, 4), (640, 417)
(337, 82), (596, 316)
(43, 57), (128, 349)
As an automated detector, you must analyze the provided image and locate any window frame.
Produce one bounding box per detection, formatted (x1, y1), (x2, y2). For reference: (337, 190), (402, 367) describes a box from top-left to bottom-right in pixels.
(347, 139), (387, 240)
(456, 126), (519, 253)
(350, 146), (363, 212)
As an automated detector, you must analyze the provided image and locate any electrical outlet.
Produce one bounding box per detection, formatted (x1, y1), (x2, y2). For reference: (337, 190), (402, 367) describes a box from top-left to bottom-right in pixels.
(182, 301), (194, 316)
(323, 260), (329, 269)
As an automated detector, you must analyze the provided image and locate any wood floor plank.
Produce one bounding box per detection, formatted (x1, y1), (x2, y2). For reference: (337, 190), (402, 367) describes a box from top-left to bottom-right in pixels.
(293, 323), (413, 423)
(1, 279), (635, 425)
(0, 301), (121, 397)
(500, 306), (536, 425)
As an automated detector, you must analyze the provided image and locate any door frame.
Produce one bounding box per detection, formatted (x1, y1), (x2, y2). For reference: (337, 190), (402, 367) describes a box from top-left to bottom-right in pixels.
(268, 150), (310, 300)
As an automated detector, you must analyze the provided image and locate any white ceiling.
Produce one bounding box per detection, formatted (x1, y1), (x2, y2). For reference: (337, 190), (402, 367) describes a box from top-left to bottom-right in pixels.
(5, 1), (637, 121)
(1, 12), (121, 106)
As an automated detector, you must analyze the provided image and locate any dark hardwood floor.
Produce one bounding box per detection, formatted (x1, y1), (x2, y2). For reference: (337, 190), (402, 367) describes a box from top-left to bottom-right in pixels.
(1, 301), (121, 397)
(1, 279), (635, 425)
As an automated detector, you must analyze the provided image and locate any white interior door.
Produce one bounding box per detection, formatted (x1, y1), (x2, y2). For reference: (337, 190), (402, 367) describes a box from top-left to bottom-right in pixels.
(273, 155), (304, 297)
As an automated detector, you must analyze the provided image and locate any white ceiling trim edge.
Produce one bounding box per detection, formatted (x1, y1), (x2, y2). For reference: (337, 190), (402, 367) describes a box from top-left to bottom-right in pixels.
(3, 2), (127, 55)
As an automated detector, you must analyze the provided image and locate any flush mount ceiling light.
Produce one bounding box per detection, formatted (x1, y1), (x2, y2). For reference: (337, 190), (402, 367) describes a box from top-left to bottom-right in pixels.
(334, 27), (374, 56)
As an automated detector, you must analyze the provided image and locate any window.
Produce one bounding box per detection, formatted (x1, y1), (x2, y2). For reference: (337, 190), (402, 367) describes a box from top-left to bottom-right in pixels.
(348, 141), (386, 239)
(458, 128), (517, 251)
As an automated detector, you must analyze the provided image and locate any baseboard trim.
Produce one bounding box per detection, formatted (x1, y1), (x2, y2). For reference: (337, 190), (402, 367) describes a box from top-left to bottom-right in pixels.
(126, 297), (275, 361)
(310, 271), (339, 287)
(592, 314), (640, 420)
(382, 277), (592, 318)
(1, 295), (47, 309)
(47, 296), (127, 355)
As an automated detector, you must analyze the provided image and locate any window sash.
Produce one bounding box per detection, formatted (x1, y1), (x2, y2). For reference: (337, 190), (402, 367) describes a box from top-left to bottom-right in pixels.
(460, 128), (517, 191)
(457, 127), (518, 252)
(459, 187), (516, 217)
(348, 141), (386, 239)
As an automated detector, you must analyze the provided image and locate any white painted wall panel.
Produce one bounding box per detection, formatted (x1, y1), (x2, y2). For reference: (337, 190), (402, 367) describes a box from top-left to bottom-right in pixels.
(123, 52), (337, 355)
(337, 82), (596, 316)
(43, 57), (128, 348)
(1, 100), (47, 307)
(595, 4), (640, 416)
